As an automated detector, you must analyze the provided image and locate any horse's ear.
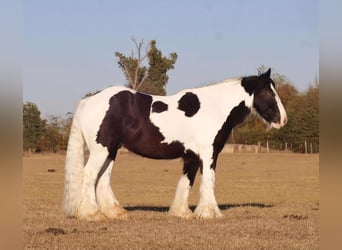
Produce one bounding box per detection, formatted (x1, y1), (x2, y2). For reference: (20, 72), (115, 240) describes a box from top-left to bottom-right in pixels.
(259, 68), (271, 79)
(265, 68), (271, 78)
(254, 68), (271, 90)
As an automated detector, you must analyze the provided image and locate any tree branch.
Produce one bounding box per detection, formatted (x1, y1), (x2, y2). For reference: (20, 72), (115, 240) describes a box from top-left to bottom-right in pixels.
(131, 37), (149, 90)
(137, 71), (148, 91)
(123, 63), (135, 89)
(133, 37), (143, 88)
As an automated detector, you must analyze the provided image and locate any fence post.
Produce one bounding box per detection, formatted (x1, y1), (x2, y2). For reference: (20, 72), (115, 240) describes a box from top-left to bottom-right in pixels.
(304, 140), (307, 154)
(285, 142), (287, 151)
(266, 138), (269, 153)
(310, 142), (313, 154)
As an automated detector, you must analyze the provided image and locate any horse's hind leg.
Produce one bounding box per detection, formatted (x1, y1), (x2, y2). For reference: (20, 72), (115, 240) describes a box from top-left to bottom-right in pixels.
(77, 150), (108, 221)
(96, 154), (129, 220)
(169, 150), (201, 219)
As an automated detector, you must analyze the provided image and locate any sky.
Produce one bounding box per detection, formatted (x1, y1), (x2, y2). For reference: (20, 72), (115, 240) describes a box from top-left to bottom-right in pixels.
(23, 0), (318, 117)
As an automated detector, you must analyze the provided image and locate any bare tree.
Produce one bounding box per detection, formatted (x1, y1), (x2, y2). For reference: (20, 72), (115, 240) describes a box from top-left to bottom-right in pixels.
(115, 37), (149, 90)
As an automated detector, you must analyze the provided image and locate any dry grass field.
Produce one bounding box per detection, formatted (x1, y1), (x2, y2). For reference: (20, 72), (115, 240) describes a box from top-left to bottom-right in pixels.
(23, 151), (319, 249)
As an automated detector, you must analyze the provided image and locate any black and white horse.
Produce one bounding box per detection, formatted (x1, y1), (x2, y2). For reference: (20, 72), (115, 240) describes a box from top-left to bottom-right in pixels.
(63, 68), (287, 221)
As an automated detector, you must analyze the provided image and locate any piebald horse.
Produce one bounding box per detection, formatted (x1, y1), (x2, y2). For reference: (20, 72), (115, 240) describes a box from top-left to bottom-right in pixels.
(63, 68), (287, 220)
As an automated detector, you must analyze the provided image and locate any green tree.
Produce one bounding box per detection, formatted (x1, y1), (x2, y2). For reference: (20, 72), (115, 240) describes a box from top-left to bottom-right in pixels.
(115, 38), (177, 95)
(23, 102), (46, 153)
(272, 81), (319, 152)
(139, 40), (177, 95)
(39, 115), (63, 152)
(39, 114), (73, 152)
(23, 102), (74, 153)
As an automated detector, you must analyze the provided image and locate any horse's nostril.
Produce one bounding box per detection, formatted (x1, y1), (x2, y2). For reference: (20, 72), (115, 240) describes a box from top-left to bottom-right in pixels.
(283, 117), (287, 124)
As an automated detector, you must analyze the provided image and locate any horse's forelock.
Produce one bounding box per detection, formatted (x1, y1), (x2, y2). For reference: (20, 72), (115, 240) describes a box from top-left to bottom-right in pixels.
(241, 69), (275, 96)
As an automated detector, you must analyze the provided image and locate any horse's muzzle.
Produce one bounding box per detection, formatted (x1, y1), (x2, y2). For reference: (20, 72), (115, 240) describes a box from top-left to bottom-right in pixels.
(270, 115), (287, 129)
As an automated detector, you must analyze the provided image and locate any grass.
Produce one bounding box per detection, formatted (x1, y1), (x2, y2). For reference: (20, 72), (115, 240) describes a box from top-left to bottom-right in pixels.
(23, 152), (319, 249)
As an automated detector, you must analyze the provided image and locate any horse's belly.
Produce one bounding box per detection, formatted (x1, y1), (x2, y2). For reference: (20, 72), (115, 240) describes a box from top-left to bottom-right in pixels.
(123, 139), (185, 160)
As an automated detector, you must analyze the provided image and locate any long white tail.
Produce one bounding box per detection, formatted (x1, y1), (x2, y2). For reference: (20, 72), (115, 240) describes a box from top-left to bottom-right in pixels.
(63, 101), (86, 217)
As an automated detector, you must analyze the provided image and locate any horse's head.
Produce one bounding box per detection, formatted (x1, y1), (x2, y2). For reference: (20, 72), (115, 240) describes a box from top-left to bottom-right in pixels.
(242, 68), (287, 129)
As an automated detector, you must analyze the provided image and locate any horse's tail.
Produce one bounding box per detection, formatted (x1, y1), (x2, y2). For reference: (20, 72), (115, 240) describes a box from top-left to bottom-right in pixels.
(63, 100), (87, 217)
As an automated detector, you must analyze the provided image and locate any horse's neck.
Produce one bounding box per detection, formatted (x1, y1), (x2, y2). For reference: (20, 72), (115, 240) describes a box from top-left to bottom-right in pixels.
(200, 81), (253, 112)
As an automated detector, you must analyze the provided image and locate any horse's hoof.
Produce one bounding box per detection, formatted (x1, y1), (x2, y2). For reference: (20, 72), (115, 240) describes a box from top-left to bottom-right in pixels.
(194, 206), (223, 219)
(77, 210), (107, 221)
(169, 208), (194, 219)
(102, 206), (130, 220)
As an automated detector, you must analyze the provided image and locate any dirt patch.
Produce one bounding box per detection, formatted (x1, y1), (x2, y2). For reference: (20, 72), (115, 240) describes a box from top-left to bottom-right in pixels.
(44, 227), (66, 235)
(24, 152), (319, 249)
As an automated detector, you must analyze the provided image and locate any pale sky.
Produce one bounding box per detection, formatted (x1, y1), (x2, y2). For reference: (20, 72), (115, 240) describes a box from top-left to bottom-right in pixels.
(23, 0), (318, 117)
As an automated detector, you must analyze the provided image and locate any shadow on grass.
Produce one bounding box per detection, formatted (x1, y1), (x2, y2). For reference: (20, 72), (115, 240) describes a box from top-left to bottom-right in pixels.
(124, 203), (273, 213)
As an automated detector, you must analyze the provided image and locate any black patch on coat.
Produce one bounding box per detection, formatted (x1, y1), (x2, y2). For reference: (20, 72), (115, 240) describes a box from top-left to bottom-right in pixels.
(177, 92), (200, 117)
(152, 101), (168, 113)
(182, 150), (202, 186)
(96, 91), (185, 160)
(211, 101), (251, 170)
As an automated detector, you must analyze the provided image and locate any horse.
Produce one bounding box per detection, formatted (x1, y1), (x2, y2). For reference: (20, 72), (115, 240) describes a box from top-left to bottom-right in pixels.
(63, 68), (287, 221)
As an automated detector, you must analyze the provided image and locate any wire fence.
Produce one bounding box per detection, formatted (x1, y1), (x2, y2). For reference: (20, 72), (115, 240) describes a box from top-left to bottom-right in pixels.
(223, 140), (319, 154)
(271, 140), (319, 154)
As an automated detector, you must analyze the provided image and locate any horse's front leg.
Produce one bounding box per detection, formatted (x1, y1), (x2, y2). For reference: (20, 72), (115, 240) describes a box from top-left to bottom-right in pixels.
(169, 150), (200, 219)
(194, 149), (222, 219)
